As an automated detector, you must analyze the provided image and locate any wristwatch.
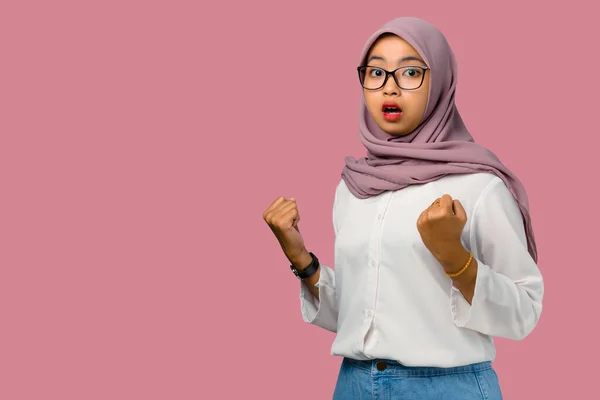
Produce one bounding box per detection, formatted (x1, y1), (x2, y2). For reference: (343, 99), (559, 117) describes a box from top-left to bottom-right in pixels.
(290, 252), (320, 280)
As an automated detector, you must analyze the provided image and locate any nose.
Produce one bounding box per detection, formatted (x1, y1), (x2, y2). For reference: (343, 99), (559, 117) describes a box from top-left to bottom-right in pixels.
(383, 74), (399, 96)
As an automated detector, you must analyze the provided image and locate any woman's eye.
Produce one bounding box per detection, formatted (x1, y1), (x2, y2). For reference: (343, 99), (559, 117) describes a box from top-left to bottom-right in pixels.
(403, 68), (420, 77)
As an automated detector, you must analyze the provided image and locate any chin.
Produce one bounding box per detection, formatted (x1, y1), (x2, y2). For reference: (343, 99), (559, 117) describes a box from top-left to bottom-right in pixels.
(386, 126), (412, 136)
(376, 120), (413, 136)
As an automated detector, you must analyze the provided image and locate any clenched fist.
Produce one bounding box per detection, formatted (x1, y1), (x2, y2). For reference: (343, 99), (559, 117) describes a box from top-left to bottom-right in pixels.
(263, 196), (308, 266)
(416, 194), (467, 264)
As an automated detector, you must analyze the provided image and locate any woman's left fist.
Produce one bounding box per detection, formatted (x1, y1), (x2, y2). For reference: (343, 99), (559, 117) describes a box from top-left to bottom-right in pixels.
(416, 194), (467, 261)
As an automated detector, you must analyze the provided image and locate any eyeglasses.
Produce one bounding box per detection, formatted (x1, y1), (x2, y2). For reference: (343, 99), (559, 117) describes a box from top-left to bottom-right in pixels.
(357, 65), (429, 90)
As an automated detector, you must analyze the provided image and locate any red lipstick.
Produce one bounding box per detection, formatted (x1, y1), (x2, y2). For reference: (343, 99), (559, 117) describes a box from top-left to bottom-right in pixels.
(382, 101), (402, 121)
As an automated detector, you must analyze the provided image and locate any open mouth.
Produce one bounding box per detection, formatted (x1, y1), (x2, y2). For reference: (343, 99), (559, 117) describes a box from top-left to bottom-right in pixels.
(382, 102), (402, 121)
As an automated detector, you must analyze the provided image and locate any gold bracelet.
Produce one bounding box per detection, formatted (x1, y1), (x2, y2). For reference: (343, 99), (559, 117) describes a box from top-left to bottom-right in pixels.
(445, 252), (473, 278)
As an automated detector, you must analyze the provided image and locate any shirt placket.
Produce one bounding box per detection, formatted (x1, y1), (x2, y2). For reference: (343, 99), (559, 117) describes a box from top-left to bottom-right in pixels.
(360, 192), (394, 352)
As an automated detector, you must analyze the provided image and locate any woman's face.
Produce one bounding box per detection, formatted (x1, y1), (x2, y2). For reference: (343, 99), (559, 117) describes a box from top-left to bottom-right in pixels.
(361, 34), (430, 136)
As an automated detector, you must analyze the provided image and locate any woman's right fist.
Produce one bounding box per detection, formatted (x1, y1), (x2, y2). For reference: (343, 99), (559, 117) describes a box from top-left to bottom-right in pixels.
(263, 196), (307, 264)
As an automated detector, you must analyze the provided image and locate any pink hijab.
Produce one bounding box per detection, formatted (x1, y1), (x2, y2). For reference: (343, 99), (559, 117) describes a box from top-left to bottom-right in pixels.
(341, 17), (538, 262)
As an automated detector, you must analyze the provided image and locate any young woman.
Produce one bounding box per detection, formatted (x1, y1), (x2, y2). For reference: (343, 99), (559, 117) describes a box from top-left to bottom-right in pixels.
(263, 17), (543, 399)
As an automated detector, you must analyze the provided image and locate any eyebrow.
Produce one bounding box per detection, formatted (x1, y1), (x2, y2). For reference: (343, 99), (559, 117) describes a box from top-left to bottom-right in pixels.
(367, 55), (426, 65)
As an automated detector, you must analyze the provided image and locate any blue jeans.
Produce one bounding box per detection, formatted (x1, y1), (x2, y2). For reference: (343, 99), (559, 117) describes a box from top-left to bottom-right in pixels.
(333, 357), (503, 399)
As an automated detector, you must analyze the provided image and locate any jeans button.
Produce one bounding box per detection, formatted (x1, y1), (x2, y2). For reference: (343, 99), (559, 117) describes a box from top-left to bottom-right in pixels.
(376, 361), (387, 371)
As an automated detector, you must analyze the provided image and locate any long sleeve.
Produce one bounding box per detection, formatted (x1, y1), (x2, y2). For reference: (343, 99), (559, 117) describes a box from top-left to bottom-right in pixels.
(450, 177), (544, 340)
(299, 265), (338, 332)
(298, 186), (341, 333)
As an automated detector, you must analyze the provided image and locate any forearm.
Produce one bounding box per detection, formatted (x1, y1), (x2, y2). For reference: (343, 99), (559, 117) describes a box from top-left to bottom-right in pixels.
(437, 243), (543, 340)
(450, 260), (543, 339)
(435, 244), (477, 304)
(297, 257), (338, 333)
(290, 250), (320, 299)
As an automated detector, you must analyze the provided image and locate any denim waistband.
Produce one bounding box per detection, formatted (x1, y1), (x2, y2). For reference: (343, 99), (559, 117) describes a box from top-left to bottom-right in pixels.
(343, 357), (492, 378)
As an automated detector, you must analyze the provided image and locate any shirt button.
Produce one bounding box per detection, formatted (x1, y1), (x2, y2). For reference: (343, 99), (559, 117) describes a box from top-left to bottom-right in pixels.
(366, 310), (372, 317)
(370, 261), (376, 267)
(377, 214), (382, 220)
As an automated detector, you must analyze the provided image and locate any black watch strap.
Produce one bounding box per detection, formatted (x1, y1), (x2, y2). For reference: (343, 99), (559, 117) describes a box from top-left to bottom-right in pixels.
(290, 252), (320, 280)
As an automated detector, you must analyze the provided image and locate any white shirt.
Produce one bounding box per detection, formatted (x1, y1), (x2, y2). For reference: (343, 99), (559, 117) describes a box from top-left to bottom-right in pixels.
(299, 173), (544, 368)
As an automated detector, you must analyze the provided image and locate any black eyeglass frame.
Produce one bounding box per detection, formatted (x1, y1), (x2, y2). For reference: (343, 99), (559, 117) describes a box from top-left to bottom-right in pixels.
(356, 65), (430, 90)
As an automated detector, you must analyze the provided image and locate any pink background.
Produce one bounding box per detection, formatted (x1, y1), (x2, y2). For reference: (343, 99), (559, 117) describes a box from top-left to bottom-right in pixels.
(1, 0), (598, 398)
